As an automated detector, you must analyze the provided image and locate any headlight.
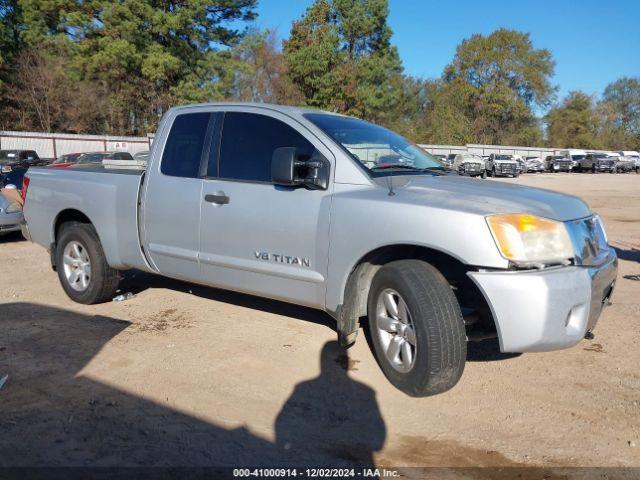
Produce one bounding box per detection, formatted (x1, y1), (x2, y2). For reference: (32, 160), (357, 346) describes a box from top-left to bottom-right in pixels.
(5, 202), (22, 213)
(486, 213), (574, 264)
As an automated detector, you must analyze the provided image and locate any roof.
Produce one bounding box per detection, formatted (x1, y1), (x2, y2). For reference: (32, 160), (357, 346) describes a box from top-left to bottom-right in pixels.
(168, 102), (339, 117)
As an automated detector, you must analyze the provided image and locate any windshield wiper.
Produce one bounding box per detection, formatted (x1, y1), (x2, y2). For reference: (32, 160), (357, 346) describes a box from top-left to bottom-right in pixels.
(371, 164), (421, 170)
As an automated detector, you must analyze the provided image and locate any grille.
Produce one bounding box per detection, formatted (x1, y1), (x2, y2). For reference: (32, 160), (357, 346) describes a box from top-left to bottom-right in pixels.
(463, 163), (481, 171)
(498, 164), (517, 173)
(566, 216), (609, 266)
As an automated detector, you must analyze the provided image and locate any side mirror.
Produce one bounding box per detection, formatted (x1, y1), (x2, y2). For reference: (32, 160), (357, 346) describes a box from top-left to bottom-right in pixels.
(271, 147), (300, 186)
(271, 147), (330, 190)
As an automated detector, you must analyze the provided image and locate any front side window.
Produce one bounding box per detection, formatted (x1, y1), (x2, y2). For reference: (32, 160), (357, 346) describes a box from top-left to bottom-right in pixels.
(161, 112), (210, 178)
(218, 112), (315, 182)
(304, 113), (442, 176)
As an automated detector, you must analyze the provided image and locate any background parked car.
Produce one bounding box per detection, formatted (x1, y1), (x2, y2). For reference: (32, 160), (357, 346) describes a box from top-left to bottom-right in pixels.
(617, 151), (640, 172)
(443, 153), (456, 168)
(579, 153), (616, 173)
(485, 153), (519, 177)
(452, 153), (486, 177)
(1, 166), (28, 189)
(0, 149), (41, 172)
(545, 155), (572, 172)
(557, 149), (587, 170)
(133, 151), (150, 162)
(524, 156), (545, 172)
(71, 151), (134, 167)
(49, 153), (82, 169)
(612, 154), (636, 173)
(0, 169), (26, 236)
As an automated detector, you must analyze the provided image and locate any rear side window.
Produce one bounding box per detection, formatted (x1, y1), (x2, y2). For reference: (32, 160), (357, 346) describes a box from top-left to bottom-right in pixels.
(161, 113), (210, 178)
(218, 112), (315, 182)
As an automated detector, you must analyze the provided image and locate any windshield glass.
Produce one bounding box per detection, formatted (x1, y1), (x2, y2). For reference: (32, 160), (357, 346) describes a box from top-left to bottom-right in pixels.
(0, 150), (18, 160)
(77, 153), (109, 164)
(53, 154), (79, 164)
(571, 155), (586, 160)
(304, 113), (444, 175)
(494, 155), (512, 160)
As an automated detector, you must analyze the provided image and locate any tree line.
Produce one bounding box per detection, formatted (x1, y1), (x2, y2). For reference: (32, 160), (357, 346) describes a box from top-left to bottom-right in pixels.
(0, 0), (638, 150)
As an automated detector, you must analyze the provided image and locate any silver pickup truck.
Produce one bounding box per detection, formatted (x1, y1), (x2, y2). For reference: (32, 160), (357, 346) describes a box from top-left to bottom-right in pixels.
(22, 103), (617, 397)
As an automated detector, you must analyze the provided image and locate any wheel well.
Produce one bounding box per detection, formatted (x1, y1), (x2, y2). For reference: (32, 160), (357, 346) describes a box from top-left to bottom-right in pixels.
(338, 244), (496, 343)
(54, 209), (92, 241)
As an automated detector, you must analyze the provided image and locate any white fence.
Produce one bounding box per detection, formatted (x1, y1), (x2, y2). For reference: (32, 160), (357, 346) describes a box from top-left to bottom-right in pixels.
(418, 143), (557, 158)
(0, 129), (610, 162)
(0, 130), (153, 160)
(417, 143), (613, 157)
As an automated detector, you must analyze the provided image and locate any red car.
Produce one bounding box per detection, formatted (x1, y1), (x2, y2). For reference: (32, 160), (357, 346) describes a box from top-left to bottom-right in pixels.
(48, 153), (82, 168)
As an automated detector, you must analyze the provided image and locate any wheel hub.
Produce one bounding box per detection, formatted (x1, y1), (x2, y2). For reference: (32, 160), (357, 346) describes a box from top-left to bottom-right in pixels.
(62, 240), (91, 292)
(375, 288), (417, 373)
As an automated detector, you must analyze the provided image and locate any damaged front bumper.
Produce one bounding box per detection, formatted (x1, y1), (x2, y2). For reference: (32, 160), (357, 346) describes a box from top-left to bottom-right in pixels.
(467, 249), (617, 352)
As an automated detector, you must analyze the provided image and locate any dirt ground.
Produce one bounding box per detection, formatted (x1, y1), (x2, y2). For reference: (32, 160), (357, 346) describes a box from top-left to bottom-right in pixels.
(1, 172), (639, 475)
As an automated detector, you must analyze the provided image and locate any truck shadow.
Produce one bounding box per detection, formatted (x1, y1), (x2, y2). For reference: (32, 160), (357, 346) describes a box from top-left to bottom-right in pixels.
(121, 271), (520, 363)
(119, 269), (336, 331)
(0, 303), (384, 468)
(0, 231), (24, 243)
(613, 246), (640, 263)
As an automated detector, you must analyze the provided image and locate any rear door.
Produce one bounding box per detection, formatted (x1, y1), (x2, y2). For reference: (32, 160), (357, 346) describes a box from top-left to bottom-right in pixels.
(141, 110), (217, 281)
(198, 108), (334, 308)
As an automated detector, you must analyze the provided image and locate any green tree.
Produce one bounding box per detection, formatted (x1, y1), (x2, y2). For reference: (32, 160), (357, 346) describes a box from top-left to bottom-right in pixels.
(600, 77), (640, 148)
(283, 0), (402, 122)
(438, 28), (554, 145)
(546, 91), (599, 148)
(12, 0), (257, 134)
(228, 29), (303, 104)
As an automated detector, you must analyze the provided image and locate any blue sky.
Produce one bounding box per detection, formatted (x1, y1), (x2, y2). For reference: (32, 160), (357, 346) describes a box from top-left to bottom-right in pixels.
(247, 0), (640, 106)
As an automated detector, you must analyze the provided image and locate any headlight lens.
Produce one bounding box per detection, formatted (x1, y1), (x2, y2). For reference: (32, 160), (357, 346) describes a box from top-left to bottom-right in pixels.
(486, 213), (574, 264)
(5, 202), (22, 213)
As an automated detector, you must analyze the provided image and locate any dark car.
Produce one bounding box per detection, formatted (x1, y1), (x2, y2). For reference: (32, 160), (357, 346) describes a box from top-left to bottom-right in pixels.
(1, 166), (28, 189)
(0, 149), (41, 172)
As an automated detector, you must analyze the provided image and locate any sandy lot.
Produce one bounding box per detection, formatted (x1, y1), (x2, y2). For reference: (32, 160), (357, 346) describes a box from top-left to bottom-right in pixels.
(1, 172), (639, 474)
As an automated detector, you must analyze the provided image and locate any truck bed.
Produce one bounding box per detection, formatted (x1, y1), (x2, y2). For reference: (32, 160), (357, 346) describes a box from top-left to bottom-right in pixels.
(24, 166), (149, 271)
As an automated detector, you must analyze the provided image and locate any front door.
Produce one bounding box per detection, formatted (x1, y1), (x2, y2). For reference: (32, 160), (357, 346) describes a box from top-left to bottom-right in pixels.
(198, 109), (334, 308)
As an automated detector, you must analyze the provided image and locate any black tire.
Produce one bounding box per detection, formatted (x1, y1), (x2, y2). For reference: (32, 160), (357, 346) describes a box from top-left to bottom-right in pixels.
(481, 169), (487, 179)
(591, 165), (596, 174)
(55, 222), (120, 304)
(367, 260), (466, 397)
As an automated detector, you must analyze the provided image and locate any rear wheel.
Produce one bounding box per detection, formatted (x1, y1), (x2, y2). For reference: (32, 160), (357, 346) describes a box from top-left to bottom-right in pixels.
(367, 260), (466, 397)
(56, 222), (120, 304)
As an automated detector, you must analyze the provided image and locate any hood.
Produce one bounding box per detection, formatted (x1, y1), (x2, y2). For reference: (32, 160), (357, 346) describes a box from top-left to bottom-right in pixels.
(493, 158), (517, 164)
(380, 175), (591, 221)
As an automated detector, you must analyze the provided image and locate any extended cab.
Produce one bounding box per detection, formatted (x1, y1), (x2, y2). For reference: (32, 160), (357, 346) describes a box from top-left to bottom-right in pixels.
(21, 103), (618, 397)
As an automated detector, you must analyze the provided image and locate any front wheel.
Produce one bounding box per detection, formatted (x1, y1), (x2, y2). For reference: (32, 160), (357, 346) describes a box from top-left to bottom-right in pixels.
(367, 260), (466, 397)
(56, 222), (121, 304)
(481, 170), (487, 179)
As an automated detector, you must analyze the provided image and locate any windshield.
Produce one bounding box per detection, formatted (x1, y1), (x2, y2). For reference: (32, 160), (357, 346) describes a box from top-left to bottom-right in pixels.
(77, 153), (109, 164)
(571, 155), (586, 160)
(53, 154), (79, 164)
(304, 113), (444, 175)
(0, 150), (19, 161)
(494, 155), (512, 160)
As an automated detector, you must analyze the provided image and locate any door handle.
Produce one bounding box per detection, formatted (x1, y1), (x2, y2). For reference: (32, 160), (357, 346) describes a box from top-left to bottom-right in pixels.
(204, 193), (230, 205)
